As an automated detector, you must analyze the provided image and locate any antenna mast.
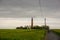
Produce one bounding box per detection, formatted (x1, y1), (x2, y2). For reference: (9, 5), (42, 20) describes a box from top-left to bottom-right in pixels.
(39, 0), (47, 26)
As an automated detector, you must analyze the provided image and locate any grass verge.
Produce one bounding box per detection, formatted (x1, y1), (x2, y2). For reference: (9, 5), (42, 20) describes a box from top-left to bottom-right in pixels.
(52, 29), (60, 36)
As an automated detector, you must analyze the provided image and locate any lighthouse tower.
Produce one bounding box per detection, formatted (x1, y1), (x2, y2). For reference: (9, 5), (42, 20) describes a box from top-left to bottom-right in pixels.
(31, 17), (33, 29)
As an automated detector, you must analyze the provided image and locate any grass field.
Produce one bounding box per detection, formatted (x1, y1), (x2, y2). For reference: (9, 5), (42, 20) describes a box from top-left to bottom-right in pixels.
(0, 29), (46, 40)
(52, 29), (60, 36)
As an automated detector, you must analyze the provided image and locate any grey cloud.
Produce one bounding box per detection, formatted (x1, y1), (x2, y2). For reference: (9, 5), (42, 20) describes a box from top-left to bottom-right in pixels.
(0, 0), (60, 18)
(41, 0), (60, 9)
(0, 7), (41, 18)
(0, 0), (39, 8)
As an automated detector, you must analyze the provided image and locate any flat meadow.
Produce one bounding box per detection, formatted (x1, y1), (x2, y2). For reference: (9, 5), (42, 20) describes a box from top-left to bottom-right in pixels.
(0, 29), (46, 40)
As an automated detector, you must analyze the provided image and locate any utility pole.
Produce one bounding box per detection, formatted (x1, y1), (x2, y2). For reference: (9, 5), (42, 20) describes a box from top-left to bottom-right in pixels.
(31, 17), (33, 29)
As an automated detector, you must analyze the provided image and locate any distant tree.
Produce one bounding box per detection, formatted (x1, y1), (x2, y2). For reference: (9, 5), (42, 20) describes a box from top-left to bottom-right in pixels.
(31, 25), (42, 29)
(33, 25), (39, 29)
(41, 25), (49, 30)
(23, 25), (29, 29)
(16, 25), (49, 29)
(16, 26), (23, 29)
(16, 27), (20, 29)
(19, 26), (23, 29)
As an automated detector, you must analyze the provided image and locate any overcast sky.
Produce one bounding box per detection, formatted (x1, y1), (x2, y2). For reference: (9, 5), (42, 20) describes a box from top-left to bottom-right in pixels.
(0, 0), (60, 29)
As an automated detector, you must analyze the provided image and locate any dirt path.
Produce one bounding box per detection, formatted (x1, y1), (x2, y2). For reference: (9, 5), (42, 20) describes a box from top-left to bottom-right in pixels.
(45, 31), (60, 40)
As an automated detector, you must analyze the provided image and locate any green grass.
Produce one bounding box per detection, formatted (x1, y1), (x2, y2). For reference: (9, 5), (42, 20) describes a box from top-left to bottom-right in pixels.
(0, 29), (46, 40)
(52, 29), (60, 36)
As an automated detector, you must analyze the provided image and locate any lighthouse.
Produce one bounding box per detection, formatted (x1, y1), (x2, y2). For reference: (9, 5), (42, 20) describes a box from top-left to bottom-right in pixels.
(31, 17), (33, 29)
